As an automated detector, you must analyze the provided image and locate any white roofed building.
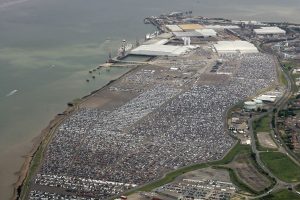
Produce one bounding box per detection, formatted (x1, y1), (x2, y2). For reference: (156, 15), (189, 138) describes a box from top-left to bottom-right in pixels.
(130, 44), (190, 56)
(195, 29), (217, 37)
(172, 31), (202, 38)
(254, 27), (286, 35)
(213, 40), (259, 55)
(204, 25), (240, 30)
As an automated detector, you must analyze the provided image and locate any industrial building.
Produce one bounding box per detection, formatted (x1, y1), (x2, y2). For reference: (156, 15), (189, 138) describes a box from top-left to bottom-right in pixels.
(244, 101), (257, 110)
(178, 24), (204, 31)
(195, 29), (217, 37)
(205, 25), (240, 30)
(213, 40), (259, 54)
(130, 44), (190, 56)
(172, 31), (202, 38)
(254, 27), (286, 36)
(165, 25), (183, 32)
(256, 95), (277, 102)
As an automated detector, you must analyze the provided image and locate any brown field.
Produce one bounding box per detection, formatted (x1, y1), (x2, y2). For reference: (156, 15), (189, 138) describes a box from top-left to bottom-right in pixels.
(229, 154), (272, 192)
(257, 132), (277, 149)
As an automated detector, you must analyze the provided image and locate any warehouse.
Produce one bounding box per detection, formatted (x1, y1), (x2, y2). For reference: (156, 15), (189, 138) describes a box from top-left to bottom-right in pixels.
(165, 25), (183, 32)
(254, 27), (286, 35)
(172, 31), (202, 38)
(195, 29), (217, 37)
(130, 44), (190, 56)
(178, 24), (204, 31)
(213, 40), (259, 54)
(205, 25), (240, 30)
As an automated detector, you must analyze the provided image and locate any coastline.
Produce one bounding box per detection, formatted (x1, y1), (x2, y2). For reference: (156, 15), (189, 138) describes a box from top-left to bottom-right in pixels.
(13, 64), (138, 200)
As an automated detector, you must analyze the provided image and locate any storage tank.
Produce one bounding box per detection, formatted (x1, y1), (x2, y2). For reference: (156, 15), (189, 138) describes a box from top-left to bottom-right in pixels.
(254, 99), (263, 107)
(244, 101), (257, 110)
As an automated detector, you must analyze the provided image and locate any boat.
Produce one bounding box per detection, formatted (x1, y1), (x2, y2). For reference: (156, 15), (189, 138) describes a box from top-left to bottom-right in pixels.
(6, 90), (18, 97)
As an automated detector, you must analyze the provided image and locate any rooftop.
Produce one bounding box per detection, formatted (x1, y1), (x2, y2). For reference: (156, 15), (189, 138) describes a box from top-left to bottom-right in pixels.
(213, 40), (259, 54)
(130, 44), (190, 56)
(178, 24), (204, 30)
(254, 27), (286, 35)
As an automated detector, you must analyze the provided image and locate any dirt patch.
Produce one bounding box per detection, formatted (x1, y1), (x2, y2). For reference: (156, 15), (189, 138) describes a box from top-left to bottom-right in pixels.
(228, 154), (272, 192)
(257, 132), (277, 149)
(175, 167), (231, 183)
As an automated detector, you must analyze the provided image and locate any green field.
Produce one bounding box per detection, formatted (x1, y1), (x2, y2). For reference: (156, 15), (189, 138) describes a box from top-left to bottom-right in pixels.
(253, 115), (271, 132)
(260, 152), (300, 182)
(260, 189), (300, 200)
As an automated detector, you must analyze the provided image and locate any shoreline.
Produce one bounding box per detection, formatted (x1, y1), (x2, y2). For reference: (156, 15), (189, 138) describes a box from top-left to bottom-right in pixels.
(12, 64), (138, 200)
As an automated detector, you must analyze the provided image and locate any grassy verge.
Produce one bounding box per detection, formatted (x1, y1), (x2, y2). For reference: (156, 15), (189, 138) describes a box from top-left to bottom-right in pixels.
(260, 152), (300, 182)
(259, 189), (300, 200)
(19, 143), (44, 200)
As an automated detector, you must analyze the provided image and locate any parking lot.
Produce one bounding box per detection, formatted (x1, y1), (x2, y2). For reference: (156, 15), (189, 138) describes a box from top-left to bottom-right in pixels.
(29, 53), (278, 199)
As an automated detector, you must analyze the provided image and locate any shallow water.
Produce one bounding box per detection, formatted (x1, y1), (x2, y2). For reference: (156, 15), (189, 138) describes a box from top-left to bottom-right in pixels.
(0, 0), (299, 199)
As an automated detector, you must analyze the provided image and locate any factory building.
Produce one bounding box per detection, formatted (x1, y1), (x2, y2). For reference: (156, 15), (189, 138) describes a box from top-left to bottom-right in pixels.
(213, 40), (259, 54)
(130, 44), (190, 56)
(254, 27), (286, 36)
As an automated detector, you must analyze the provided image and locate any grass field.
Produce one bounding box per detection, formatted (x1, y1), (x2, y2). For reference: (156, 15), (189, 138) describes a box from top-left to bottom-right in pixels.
(260, 189), (300, 200)
(253, 115), (271, 132)
(260, 152), (300, 182)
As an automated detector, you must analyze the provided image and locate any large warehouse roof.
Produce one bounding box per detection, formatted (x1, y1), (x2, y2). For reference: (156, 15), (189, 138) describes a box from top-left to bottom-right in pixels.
(213, 40), (259, 54)
(205, 25), (240, 30)
(173, 31), (202, 37)
(195, 29), (217, 37)
(165, 25), (183, 32)
(130, 45), (190, 56)
(178, 24), (204, 30)
(254, 27), (286, 35)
